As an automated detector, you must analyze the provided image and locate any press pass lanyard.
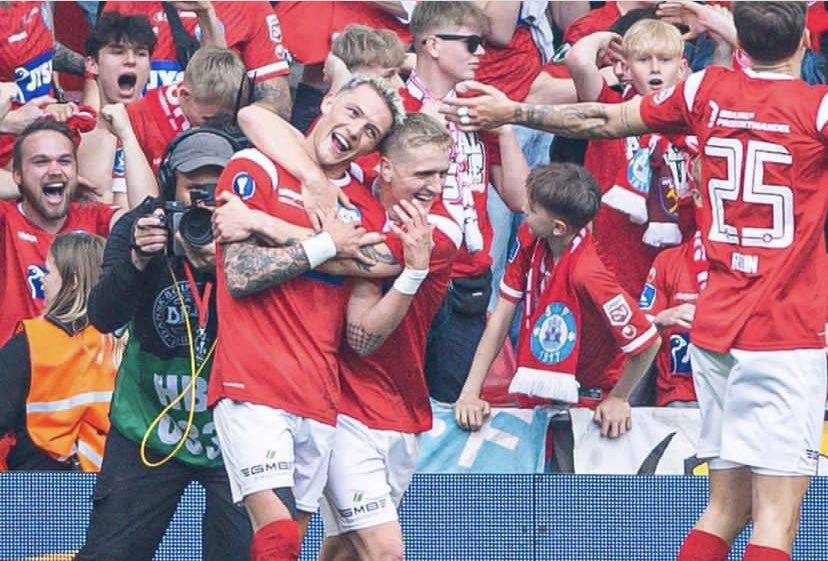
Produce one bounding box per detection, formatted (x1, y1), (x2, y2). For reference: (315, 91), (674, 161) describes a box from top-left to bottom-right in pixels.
(182, 261), (213, 363)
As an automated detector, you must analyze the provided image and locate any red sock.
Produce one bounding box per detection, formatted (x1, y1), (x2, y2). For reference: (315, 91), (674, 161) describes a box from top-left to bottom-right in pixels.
(250, 519), (301, 561)
(742, 544), (791, 561)
(677, 529), (730, 561)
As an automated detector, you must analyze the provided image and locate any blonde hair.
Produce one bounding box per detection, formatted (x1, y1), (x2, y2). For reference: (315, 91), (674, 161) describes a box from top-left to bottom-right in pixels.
(333, 25), (406, 71)
(380, 112), (451, 158)
(410, 1), (489, 52)
(623, 19), (684, 59)
(339, 74), (407, 128)
(45, 232), (106, 330)
(182, 46), (247, 110)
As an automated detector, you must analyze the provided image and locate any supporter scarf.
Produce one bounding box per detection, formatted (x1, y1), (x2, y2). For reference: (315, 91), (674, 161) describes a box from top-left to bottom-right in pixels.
(603, 133), (696, 248)
(688, 230), (709, 291)
(509, 229), (589, 403)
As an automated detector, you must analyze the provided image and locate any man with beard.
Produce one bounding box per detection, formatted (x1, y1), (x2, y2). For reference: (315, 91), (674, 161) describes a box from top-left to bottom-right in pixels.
(0, 120), (124, 345)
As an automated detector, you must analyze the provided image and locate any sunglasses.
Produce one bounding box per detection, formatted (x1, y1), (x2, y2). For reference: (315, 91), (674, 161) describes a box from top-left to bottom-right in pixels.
(427, 34), (484, 54)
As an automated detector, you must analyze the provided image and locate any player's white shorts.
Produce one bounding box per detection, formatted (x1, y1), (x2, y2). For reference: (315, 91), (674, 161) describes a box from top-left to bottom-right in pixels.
(320, 414), (419, 537)
(213, 399), (336, 511)
(690, 346), (827, 476)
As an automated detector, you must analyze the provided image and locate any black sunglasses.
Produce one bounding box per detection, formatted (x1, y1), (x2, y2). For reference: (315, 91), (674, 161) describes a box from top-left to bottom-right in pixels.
(426, 34), (484, 54)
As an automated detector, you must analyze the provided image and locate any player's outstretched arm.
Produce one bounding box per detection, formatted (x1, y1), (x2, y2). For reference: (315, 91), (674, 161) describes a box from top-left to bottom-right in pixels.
(455, 297), (519, 431)
(441, 80), (650, 139)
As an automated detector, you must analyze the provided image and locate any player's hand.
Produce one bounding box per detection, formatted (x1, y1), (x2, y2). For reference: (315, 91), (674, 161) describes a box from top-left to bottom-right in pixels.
(212, 191), (258, 243)
(301, 170), (352, 232)
(179, 234), (216, 271)
(0, 82), (18, 122)
(455, 393), (491, 431)
(654, 303), (695, 330)
(132, 210), (168, 270)
(440, 81), (516, 132)
(595, 31), (624, 68)
(100, 103), (133, 140)
(320, 208), (385, 265)
(390, 199), (434, 271)
(43, 102), (79, 123)
(593, 395), (632, 439)
(657, 1), (737, 45)
(0, 95), (55, 135)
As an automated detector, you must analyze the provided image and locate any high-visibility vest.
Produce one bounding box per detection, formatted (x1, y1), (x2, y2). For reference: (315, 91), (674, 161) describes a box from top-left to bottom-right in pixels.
(22, 318), (117, 472)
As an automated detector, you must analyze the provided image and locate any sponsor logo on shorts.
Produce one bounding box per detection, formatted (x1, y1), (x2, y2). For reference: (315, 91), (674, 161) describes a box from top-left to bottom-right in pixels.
(240, 460), (292, 478)
(806, 449), (819, 462)
(338, 497), (388, 519)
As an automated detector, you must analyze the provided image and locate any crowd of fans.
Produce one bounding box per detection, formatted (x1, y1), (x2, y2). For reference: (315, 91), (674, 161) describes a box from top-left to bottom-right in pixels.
(0, 2), (826, 561)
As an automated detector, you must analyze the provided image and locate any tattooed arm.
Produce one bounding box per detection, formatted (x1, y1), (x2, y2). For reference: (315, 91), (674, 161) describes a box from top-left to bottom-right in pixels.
(318, 243), (402, 279)
(222, 238), (312, 297)
(345, 278), (414, 356)
(441, 80), (650, 139)
(252, 76), (292, 121)
(54, 42), (86, 76)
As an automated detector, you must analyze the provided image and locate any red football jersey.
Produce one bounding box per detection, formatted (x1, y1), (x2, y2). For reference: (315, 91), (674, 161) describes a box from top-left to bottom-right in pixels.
(339, 204), (461, 434)
(275, 2), (411, 65)
(639, 242), (699, 406)
(0, 2), (53, 102)
(541, 2), (621, 78)
(401, 76), (493, 279)
(0, 200), (116, 345)
(501, 223), (658, 394)
(102, 1), (289, 90)
(640, 67), (828, 352)
(476, 26), (542, 102)
(208, 150), (386, 426)
(126, 83), (189, 173)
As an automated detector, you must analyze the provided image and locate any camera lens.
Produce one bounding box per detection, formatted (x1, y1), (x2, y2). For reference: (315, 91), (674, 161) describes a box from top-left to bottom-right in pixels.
(179, 207), (214, 247)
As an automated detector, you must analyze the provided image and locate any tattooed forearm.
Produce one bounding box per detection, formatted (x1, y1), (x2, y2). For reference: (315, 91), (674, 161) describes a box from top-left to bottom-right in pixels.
(253, 77), (292, 120)
(222, 239), (310, 297)
(358, 244), (399, 268)
(54, 42), (86, 76)
(346, 322), (386, 356)
(513, 100), (646, 139)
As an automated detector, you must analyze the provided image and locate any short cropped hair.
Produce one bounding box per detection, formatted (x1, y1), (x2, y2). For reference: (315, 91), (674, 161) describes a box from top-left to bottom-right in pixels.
(526, 163), (601, 230)
(623, 19), (684, 59)
(183, 47), (247, 110)
(379, 112), (451, 158)
(338, 74), (407, 128)
(85, 11), (157, 59)
(734, 2), (806, 64)
(12, 120), (75, 174)
(410, 1), (489, 49)
(332, 25), (406, 71)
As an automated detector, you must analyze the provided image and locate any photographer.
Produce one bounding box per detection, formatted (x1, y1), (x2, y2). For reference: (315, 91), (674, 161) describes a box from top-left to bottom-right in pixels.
(77, 127), (250, 561)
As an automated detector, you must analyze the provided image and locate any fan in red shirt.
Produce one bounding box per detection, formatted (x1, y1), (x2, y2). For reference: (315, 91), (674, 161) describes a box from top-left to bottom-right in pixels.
(441, 4), (827, 560)
(208, 76), (404, 561)
(101, 0), (290, 117)
(0, 120), (122, 345)
(0, 2), (54, 103)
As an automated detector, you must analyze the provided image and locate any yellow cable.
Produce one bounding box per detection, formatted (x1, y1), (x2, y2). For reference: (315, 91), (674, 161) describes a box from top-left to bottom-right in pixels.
(140, 262), (216, 468)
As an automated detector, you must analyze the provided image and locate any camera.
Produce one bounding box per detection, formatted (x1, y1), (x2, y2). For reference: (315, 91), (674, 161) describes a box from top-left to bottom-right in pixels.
(154, 183), (216, 257)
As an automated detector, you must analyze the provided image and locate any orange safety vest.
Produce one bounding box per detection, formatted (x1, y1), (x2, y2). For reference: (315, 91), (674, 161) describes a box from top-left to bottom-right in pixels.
(22, 318), (117, 472)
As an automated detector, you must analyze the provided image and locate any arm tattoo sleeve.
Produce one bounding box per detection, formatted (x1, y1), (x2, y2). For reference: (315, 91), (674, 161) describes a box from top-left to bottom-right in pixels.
(53, 42), (87, 76)
(253, 78), (292, 120)
(222, 238), (311, 297)
(346, 322), (386, 356)
(514, 102), (621, 139)
(354, 244), (399, 272)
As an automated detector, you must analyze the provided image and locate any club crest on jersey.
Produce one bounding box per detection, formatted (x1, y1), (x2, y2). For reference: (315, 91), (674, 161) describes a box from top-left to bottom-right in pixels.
(627, 147), (652, 193)
(232, 172), (256, 200)
(27, 265), (46, 300)
(638, 283), (657, 311)
(337, 203), (362, 224)
(603, 294), (632, 326)
(531, 302), (577, 365)
(652, 85), (675, 105)
(669, 332), (692, 375)
(153, 281), (200, 349)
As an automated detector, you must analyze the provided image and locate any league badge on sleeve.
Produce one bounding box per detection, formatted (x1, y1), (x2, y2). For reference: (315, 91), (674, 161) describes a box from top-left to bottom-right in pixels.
(531, 302), (577, 365)
(639, 283), (657, 311)
(603, 294), (633, 326)
(232, 172), (256, 200)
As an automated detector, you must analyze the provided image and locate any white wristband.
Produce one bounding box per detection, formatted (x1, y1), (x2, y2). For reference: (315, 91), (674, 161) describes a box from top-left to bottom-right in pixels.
(392, 267), (429, 295)
(301, 232), (337, 269)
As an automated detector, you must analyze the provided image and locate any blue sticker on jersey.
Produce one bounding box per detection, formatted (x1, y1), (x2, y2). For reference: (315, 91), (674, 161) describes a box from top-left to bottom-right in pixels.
(530, 302), (577, 365)
(27, 264), (47, 300)
(638, 283), (657, 311)
(669, 332), (692, 376)
(232, 172), (256, 200)
(14, 49), (53, 102)
(507, 236), (521, 264)
(627, 147), (652, 193)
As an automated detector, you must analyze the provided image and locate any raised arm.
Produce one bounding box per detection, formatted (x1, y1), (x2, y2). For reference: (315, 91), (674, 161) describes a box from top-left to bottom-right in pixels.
(442, 80), (649, 139)
(489, 125), (528, 213)
(564, 31), (623, 103)
(100, 103), (158, 209)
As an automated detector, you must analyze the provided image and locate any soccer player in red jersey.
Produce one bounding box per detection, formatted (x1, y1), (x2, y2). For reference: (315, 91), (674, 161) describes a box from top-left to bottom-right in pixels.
(208, 76), (405, 561)
(0, 120), (123, 345)
(442, 3), (827, 560)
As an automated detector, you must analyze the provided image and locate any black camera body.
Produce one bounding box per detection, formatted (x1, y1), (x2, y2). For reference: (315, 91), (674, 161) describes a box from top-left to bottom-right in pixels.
(153, 184), (216, 257)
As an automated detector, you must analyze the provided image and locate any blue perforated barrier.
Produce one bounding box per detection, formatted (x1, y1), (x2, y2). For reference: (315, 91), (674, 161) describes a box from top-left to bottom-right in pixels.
(2, 474), (826, 560)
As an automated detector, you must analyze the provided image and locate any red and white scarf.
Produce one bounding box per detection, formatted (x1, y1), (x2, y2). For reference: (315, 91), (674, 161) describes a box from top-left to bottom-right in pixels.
(509, 229), (590, 403)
